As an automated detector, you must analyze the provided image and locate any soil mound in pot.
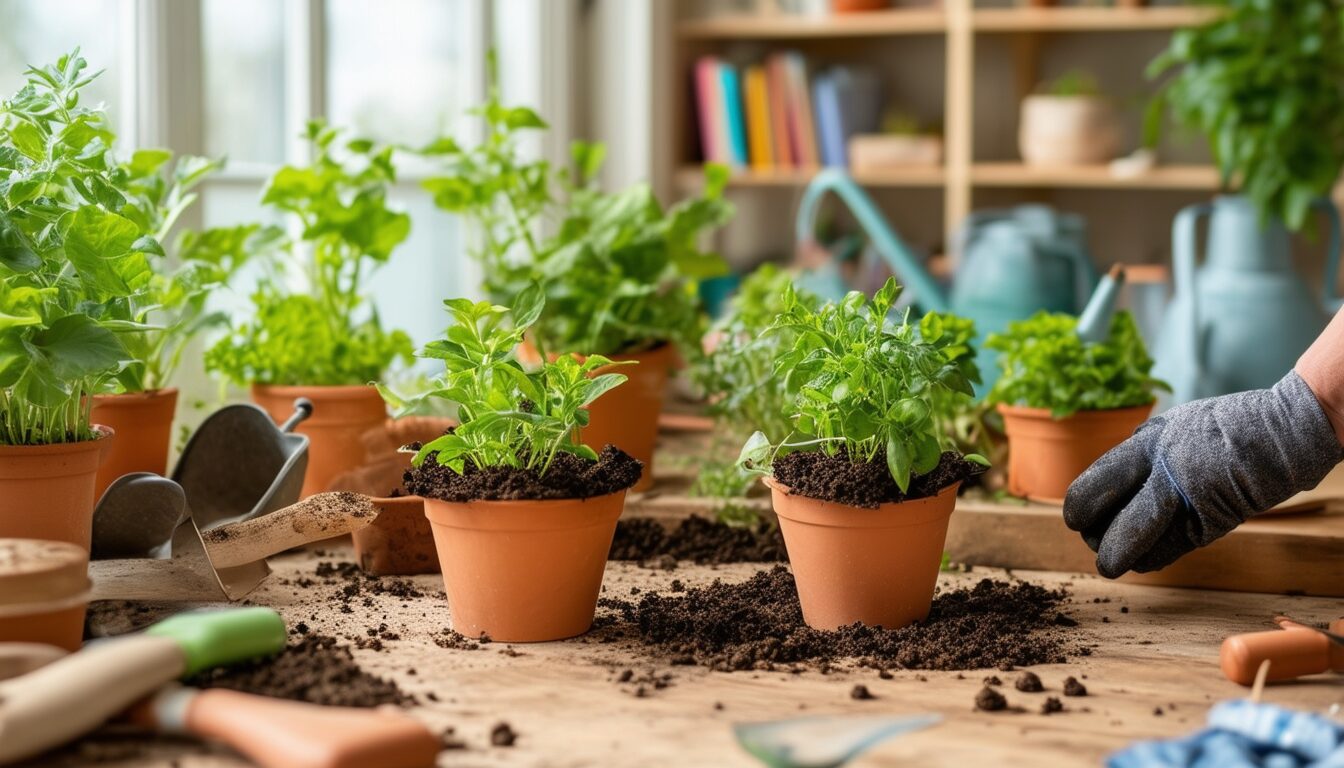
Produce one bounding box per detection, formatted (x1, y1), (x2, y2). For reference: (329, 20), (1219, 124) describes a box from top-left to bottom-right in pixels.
(187, 634), (414, 707)
(609, 516), (786, 564)
(599, 567), (1081, 672)
(404, 444), (642, 502)
(772, 449), (976, 508)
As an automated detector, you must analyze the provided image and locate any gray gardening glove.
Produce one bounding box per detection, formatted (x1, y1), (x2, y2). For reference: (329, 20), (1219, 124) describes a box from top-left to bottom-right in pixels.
(1063, 371), (1344, 578)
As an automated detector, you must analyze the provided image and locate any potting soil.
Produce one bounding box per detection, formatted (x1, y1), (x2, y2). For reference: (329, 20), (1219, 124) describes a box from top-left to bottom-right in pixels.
(772, 449), (977, 508)
(404, 444), (642, 502)
(609, 515), (786, 564)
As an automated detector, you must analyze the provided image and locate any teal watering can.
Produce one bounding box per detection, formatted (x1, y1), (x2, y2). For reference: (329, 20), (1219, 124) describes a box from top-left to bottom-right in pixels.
(1153, 195), (1343, 406)
(795, 169), (1099, 388)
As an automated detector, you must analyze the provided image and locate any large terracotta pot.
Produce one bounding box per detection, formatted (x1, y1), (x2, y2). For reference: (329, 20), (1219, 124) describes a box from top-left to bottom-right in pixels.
(1019, 95), (1120, 167)
(251, 385), (387, 498)
(0, 427), (114, 551)
(353, 495), (439, 576)
(579, 344), (675, 493)
(766, 477), (959, 631)
(0, 539), (91, 651)
(423, 490), (628, 642)
(998, 402), (1153, 503)
(90, 388), (178, 498)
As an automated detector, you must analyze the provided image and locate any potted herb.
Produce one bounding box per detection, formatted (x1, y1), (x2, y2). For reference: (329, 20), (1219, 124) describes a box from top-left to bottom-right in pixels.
(421, 70), (732, 491)
(737, 279), (986, 631)
(207, 121), (413, 497)
(1019, 70), (1120, 167)
(392, 286), (642, 642)
(0, 52), (148, 548)
(986, 310), (1166, 502)
(848, 111), (943, 172)
(91, 153), (279, 497)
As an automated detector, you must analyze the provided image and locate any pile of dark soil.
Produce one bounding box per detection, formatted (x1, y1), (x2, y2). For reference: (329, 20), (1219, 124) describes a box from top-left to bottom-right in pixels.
(188, 635), (415, 707)
(404, 445), (642, 502)
(609, 515), (786, 564)
(600, 567), (1082, 672)
(772, 449), (977, 508)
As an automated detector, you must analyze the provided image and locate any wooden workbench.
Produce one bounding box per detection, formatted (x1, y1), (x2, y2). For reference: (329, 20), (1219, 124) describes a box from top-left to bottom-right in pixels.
(52, 546), (1344, 768)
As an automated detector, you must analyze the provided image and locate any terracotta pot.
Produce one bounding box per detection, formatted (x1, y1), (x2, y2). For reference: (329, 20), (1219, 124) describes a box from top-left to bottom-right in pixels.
(0, 539), (92, 652)
(251, 385), (387, 498)
(0, 428), (113, 551)
(832, 0), (887, 11)
(998, 403), (1153, 503)
(1018, 95), (1120, 167)
(423, 490), (628, 642)
(90, 388), (178, 499)
(353, 495), (439, 576)
(579, 344), (674, 493)
(766, 477), (959, 631)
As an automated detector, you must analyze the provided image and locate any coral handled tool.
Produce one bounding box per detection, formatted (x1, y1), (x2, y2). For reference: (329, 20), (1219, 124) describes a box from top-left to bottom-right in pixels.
(1219, 616), (1344, 686)
(0, 607), (286, 764)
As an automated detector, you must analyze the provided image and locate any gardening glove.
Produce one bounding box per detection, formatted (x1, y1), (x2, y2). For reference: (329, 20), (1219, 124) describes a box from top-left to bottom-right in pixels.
(1063, 371), (1344, 578)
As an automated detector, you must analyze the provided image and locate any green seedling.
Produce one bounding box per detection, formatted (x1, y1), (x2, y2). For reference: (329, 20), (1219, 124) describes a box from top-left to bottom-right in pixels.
(1038, 69), (1102, 98)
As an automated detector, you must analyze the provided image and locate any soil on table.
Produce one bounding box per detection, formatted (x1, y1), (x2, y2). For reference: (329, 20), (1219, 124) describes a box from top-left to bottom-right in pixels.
(609, 515), (786, 565)
(404, 444), (642, 502)
(597, 566), (1084, 672)
(771, 449), (977, 508)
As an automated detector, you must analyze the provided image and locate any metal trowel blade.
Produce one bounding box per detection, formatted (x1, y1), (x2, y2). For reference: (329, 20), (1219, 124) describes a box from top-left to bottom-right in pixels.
(734, 713), (942, 768)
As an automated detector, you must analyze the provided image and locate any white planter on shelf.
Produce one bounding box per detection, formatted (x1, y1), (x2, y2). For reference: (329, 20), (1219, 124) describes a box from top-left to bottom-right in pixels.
(1018, 95), (1120, 167)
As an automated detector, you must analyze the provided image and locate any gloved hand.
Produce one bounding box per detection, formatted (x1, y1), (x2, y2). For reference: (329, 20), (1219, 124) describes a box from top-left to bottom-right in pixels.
(1064, 371), (1344, 578)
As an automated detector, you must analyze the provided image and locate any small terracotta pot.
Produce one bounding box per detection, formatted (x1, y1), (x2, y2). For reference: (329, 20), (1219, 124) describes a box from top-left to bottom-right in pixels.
(832, 0), (887, 11)
(0, 539), (92, 651)
(251, 385), (387, 498)
(90, 388), (178, 499)
(353, 496), (439, 576)
(998, 402), (1153, 503)
(579, 344), (675, 493)
(423, 490), (628, 642)
(0, 428), (114, 551)
(766, 477), (959, 631)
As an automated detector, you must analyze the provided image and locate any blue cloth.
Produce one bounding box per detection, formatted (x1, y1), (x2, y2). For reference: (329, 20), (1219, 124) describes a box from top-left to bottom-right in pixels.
(1108, 702), (1344, 768)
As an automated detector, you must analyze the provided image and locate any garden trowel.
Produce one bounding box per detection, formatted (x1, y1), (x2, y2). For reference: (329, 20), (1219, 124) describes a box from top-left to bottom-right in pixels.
(734, 713), (942, 768)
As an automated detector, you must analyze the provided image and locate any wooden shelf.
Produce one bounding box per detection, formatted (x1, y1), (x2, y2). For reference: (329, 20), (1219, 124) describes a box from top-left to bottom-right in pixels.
(676, 165), (946, 189)
(677, 8), (946, 39)
(971, 162), (1221, 190)
(973, 5), (1220, 32)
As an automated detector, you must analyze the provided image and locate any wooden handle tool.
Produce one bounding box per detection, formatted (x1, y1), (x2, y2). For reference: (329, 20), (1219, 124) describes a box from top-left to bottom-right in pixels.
(199, 492), (378, 569)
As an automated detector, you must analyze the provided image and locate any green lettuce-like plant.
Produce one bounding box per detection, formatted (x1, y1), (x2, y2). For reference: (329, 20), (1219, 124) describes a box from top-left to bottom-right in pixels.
(985, 311), (1168, 419)
(0, 52), (153, 444)
(384, 285), (631, 474)
(738, 278), (986, 493)
(420, 62), (732, 357)
(1145, 0), (1344, 230)
(207, 121), (413, 386)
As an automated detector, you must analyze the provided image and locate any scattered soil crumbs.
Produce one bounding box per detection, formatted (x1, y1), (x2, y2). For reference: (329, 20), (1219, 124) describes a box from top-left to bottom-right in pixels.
(614, 668), (676, 697)
(850, 684), (875, 700)
(404, 444), (642, 502)
(1042, 697), (1064, 714)
(609, 515), (786, 564)
(1015, 671), (1044, 692)
(1063, 676), (1088, 697)
(772, 449), (977, 508)
(598, 566), (1080, 672)
(490, 722), (518, 747)
(975, 687), (1008, 712)
(187, 635), (414, 707)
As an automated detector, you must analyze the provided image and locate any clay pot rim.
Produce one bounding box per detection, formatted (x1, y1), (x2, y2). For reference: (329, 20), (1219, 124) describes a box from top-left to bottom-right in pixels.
(251, 383), (381, 399)
(422, 489), (629, 532)
(763, 475), (961, 515)
(0, 425), (114, 456)
(0, 538), (93, 614)
(996, 401), (1155, 422)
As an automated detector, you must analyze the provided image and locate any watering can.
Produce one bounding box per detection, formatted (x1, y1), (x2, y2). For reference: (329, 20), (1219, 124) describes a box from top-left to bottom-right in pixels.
(795, 169), (1098, 389)
(1153, 195), (1343, 406)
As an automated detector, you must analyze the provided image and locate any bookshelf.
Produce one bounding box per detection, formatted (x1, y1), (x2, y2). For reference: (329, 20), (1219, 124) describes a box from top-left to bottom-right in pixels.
(661, 1), (1231, 271)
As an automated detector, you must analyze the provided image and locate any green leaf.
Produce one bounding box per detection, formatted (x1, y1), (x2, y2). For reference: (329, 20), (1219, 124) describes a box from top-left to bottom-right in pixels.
(886, 437), (912, 494)
(580, 373), (627, 407)
(27, 313), (124, 379)
(61, 206), (153, 299)
(127, 148), (172, 177)
(736, 431), (773, 476)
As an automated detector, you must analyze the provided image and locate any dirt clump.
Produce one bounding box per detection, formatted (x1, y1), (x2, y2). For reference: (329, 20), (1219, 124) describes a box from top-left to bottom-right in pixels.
(609, 515), (786, 564)
(975, 686), (1008, 712)
(1063, 676), (1088, 697)
(187, 635), (414, 707)
(850, 684), (875, 700)
(405, 444), (641, 502)
(490, 722), (518, 747)
(771, 449), (977, 507)
(1015, 671), (1044, 692)
(1042, 696), (1064, 714)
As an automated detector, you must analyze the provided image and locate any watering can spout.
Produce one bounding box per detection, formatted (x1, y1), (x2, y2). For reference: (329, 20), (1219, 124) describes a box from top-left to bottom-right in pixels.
(1076, 264), (1126, 343)
(795, 169), (951, 313)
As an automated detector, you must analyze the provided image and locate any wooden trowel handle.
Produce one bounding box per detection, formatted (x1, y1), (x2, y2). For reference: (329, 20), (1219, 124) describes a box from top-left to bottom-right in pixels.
(200, 492), (378, 569)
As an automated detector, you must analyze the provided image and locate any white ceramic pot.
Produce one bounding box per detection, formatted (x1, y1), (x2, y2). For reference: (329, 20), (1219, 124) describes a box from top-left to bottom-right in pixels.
(1018, 95), (1120, 167)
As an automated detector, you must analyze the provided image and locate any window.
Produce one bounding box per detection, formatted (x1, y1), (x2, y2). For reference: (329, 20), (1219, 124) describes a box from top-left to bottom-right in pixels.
(0, 0), (124, 129)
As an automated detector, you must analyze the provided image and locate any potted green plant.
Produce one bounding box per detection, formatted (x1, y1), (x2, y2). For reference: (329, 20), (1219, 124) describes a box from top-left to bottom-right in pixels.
(1019, 69), (1120, 167)
(420, 68), (732, 491)
(848, 111), (943, 172)
(985, 310), (1167, 502)
(91, 152), (280, 497)
(387, 285), (642, 642)
(737, 279), (987, 631)
(0, 52), (149, 549)
(207, 121), (413, 497)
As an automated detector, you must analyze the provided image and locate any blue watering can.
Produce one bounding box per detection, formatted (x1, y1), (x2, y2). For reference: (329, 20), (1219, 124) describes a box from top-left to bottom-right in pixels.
(1153, 195), (1343, 406)
(795, 169), (1099, 388)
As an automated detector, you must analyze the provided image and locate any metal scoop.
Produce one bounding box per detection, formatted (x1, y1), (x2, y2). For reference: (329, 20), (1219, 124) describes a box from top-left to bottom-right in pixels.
(734, 714), (942, 768)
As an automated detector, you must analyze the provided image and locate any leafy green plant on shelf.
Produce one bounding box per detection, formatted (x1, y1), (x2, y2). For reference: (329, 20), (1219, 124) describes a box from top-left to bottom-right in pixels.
(1145, 0), (1344, 230)
(386, 284), (631, 474)
(738, 278), (987, 493)
(0, 52), (153, 444)
(984, 310), (1168, 419)
(419, 57), (732, 358)
(207, 121), (413, 387)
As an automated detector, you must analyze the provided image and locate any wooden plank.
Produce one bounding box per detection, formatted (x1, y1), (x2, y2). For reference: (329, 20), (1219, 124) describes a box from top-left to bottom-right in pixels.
(674, 165), (946, 190)
(971, 162), (1220, 190)
(944, 0), (974, 248)
(677, 8), (946, 39)
(973, 6), (1221, 33)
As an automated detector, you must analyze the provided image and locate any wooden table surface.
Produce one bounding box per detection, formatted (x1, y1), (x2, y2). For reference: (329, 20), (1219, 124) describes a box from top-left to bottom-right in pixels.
(52, 546), (1344, 768)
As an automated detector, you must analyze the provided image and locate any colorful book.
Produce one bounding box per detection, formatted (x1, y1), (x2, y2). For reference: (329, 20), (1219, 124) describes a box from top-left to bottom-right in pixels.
(813, 72), (845, 167)
(781, 51), (819, 167)
(694, 57), (727, 164)
(766, 55), (795, 167)
(744, 65), (774, 169)
(720, 65), (749, 168)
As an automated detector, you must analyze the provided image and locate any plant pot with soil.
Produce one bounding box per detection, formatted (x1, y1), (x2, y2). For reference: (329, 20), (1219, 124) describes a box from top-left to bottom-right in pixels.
(986, 310), (1168, 502)
(207, 123), (414, 498)
(737, 279), (989, 631)
(419, 73), (732, 492)
(388, 286), (642, 642)
(1019, 70), (1120, 167)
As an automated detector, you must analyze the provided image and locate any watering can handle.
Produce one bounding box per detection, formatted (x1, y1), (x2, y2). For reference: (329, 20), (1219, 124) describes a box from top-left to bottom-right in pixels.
(1315, 198), (1343, 313)
(279, 398), (313, 433)
(795, 169), (951, 313)
(1173, 202), (1213, 372)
